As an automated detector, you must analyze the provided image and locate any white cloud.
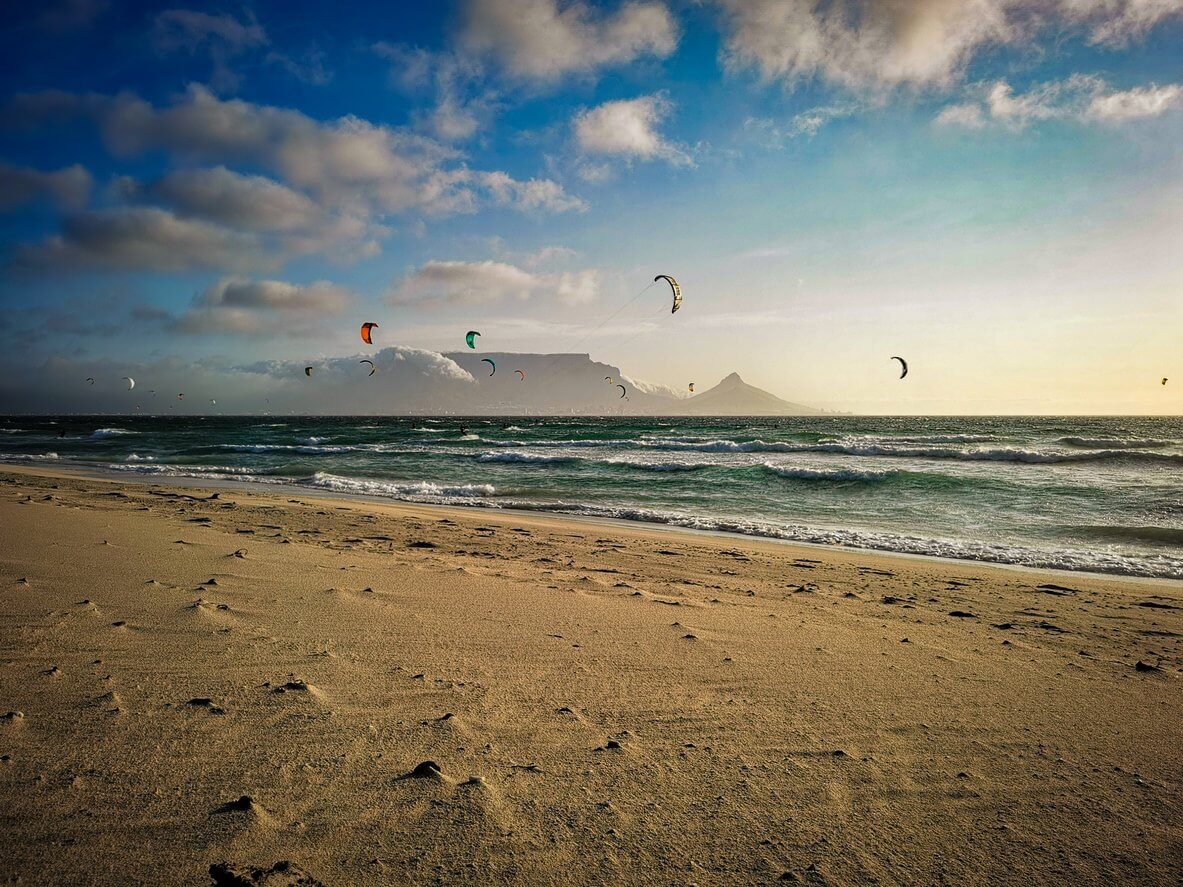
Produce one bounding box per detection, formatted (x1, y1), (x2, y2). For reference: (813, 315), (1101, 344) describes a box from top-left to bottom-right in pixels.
(717, 0), (1012, 91)
(171, 277), (354, 334)
(77, 86), (581, 219)
(392, 259), (600, 306)
(16, 207), (271, 272)
(715, 0), (1183, 92)
(243, 346), (477, 385)
(573, 94), (689, 165)
(1087, 83), (1183, 121)
(460, 0), (678, 82)
(145, 166), (324, 231)
(1058, 0), (1183, 45)
(0, 162), (92, 211)
(5, 86), (583, 273)
(479, 171), (588, 213)
(935, 75), (1183, 128)
(932, 102), (988, 128)
(744, 104), (860, 145)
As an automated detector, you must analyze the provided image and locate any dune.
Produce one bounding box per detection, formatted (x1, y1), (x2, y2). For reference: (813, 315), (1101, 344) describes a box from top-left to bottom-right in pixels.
(0, 464), (1180, 885)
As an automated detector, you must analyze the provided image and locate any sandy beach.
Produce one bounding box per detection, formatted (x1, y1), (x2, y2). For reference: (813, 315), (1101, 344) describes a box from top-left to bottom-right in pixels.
(0, 464), (1180, 885)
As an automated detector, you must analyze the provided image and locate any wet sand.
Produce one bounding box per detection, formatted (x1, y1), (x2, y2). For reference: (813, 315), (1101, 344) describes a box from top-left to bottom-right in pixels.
(0, 465), (1180, 885)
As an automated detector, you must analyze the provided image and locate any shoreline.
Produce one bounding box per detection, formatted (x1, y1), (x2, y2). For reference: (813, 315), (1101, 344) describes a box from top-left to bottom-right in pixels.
(1, 465), (1180, 884)
(4, 461), (1180, 587)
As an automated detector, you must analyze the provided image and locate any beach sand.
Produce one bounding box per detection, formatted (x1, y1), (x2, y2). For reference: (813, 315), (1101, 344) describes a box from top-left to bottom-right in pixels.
(0, 465), (1180, 885)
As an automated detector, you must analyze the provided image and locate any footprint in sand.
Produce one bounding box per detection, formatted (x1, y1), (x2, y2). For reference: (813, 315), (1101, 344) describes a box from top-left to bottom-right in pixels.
(398, 760), (447, 781)
(186, 697), (226, 714)
(211, 795), (274, 828)
(209, 860), (323, 886)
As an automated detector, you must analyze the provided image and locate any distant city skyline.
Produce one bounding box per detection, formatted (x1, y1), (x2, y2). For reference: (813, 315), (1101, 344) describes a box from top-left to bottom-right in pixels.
(1, 1), (1180, 414)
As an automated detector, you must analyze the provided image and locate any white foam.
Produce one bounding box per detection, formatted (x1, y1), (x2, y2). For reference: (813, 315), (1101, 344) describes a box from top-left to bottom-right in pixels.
(300, 471), (495, 501)
(476, 451), (572, 464)
(762, 463), (895, 482)
(91, 428), (136, 438)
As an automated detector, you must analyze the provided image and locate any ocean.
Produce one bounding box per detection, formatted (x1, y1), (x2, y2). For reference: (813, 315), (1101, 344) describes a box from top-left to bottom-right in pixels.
(2, 415), (1181, 579)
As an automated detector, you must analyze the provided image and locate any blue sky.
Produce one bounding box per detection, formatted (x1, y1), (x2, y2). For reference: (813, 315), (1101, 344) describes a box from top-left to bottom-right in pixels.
(0, 0), (1180, 413)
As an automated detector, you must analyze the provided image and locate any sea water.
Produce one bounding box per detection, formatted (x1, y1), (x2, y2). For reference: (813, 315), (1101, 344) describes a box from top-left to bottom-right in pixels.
(3, 415), (1181, 579)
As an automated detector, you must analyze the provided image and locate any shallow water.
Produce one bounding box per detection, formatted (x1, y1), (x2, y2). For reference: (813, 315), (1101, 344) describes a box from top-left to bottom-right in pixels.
(3, 415), (1181, 578)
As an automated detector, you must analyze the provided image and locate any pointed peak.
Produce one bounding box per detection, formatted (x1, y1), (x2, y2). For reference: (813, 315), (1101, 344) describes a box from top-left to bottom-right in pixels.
(720, 372), (744, 385)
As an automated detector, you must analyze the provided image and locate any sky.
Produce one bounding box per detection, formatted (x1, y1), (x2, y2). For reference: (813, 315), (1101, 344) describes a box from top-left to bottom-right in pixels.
(0, 0), (1180, 415)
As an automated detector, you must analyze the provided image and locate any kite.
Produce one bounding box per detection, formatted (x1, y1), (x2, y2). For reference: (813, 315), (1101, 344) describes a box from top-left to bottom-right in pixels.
(481, 358), (496, 376)
(360, 322), (378, 345)
(360, 359), (376, 376)
(891, 356), (908, 379)
(1163, 377), (1169, 386)
(688, 382), (695, 393)
(304, 366), (313, 377)
(466, 330), (481, 349)
(85, 377), (95, 385)
(177, 393), (184, 400)
(122, 376), (135, 390)
(654, 275), (682, 314)
(514, 369), (525, 381)
(605, 376), (613, 384)
(617, 384), (627, 398)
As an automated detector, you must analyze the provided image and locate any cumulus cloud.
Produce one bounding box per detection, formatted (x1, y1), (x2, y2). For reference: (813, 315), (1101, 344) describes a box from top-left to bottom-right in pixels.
(573, 95), (690, 165)
(460, 0), (678, 82)
(15, 207), (271, 272)
(31, 86), (581, 219)
(170, 277), (354, 335)
(935, 76), (1183, 128)
(715, 0), (1183, 92)
(5, 86), (583, 273)
(0, 162), (92, 211)
(142, 166), (324, 231)
(392, 259), (600, 306)
(153, 9), (268, 91)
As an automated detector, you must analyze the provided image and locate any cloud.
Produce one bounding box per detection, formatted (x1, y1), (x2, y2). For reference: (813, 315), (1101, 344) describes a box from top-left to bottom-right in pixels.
(935, 76), (1183, 128)
(459, 0), (678, 82)
(170, 277), (354, 335)
(11, 85), (581, 221)
(573, 94), (689, 165)
(141, 166), (324, 231)
(244, 347), (476, 385)
(373, 43), (494, 142)
(0, 162), (92, 212)
(5, 86), (582, 272)
(392, 259), (600, 306)
(478, 171), (588, 212)
(1060, 0), (1183, 45)
(153, 9), (268, 91)
(743, 104), (860, 145)
(15, 207), (271, 272)
(1087, 83), (1183, 121)
(0, 348), (477, 415)
(715, 0), (1183, 92)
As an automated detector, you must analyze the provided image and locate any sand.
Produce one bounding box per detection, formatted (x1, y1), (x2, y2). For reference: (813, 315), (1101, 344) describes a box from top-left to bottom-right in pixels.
(0, 465), (1180, 885)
